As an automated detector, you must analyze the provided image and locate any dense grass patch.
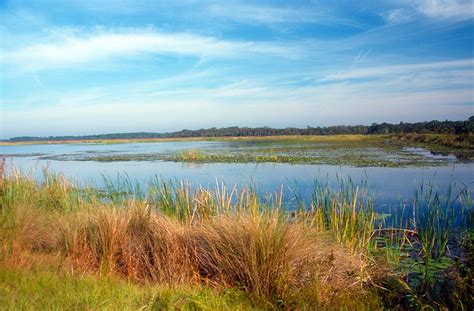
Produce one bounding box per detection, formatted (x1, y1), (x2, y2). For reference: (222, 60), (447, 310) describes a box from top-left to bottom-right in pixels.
(0, 170), (472, 309)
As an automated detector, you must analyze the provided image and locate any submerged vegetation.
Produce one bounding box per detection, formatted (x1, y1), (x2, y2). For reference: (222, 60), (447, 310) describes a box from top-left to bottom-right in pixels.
(29, 134), (472, 167)
(0, 168), (472, 309)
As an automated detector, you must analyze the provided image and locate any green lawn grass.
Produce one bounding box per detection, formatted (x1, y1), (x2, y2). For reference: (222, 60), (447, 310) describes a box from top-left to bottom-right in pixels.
(0, 267), (255, 310)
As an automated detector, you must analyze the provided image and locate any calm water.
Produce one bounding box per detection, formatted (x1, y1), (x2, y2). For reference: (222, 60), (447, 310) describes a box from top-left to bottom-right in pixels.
(1, 141), (473, 208)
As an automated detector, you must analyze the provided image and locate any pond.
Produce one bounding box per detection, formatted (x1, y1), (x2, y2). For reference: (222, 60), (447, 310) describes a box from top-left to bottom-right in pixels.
(1, 141), (473, 209)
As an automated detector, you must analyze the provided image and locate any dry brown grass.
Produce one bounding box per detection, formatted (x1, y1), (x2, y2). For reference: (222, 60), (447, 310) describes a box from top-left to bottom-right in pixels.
(1, 201), (369, 307)
(0, 157), (4, 183)
(0, 172), (384, 308)
(12, 205), (58, 253)
(186, 214), (366, 304)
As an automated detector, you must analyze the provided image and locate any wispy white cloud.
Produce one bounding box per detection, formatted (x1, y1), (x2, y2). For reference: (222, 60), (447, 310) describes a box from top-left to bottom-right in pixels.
(321, 59), (474, 82)
(385, 9), (413, 24)
(41, 1), (361, 28)
(417, 0), (474, 20)
(207, 3), (360, 28)
(386, 0), (474, 23)
(2, 27), (305, 73)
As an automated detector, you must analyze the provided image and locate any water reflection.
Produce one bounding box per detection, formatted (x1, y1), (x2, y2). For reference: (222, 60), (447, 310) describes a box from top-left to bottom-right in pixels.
(403, 147), (457, 160)
(1, 142), (473, 210)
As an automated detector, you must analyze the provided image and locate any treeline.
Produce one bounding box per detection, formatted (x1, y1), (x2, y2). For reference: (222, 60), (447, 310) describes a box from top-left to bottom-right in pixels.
(6, 117), (473, 142)
(368, 117), (473, 135)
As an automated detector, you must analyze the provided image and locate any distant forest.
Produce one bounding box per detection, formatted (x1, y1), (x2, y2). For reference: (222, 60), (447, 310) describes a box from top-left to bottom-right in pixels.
(6, 117), (473, 142)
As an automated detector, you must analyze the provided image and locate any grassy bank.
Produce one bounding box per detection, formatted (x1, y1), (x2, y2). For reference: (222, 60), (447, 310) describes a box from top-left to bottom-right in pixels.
(0, 170), (472, 309)
(390, 133), (474, 159)
(2, 133), (469, 145)
(0, 134), (387, 148)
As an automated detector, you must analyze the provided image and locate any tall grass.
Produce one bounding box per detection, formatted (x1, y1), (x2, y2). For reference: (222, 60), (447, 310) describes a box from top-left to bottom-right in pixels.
(0, 168), (471, 309)
(303, 178), (376, 254)
(0, 170), (381, 309)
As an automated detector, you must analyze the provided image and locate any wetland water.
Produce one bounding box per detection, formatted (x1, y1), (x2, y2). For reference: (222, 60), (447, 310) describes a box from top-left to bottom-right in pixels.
(1, 141), (473, 208)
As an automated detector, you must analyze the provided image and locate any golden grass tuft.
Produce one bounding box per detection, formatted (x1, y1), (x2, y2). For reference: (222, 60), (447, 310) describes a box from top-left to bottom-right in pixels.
(0, 172), (381, 308)
(54, 204), (367, 305)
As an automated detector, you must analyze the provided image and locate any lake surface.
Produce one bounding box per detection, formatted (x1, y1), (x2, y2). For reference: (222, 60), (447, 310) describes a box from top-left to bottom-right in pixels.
(1, 141), (473, 209)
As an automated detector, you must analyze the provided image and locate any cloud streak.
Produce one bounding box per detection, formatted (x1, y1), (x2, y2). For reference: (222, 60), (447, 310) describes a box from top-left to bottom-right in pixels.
(207, 3), (361, 28)
(2, 28), (305, 72)
(417, 0), (474, 20)
(386, 0), (474, 23)
(321, 59), (474, 82)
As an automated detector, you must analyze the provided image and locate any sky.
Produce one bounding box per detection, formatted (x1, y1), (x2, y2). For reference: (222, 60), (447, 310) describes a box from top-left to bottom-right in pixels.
(0, 0), (473, 138)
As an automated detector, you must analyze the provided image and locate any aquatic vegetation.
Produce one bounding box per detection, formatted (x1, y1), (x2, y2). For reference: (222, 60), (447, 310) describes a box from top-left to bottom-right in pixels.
(28, 134), (468, 167)
(0, 169), (472, 309)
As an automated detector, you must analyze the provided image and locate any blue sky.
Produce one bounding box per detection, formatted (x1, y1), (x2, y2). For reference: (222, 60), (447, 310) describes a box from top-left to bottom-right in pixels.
(0, 0), (473, 138)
